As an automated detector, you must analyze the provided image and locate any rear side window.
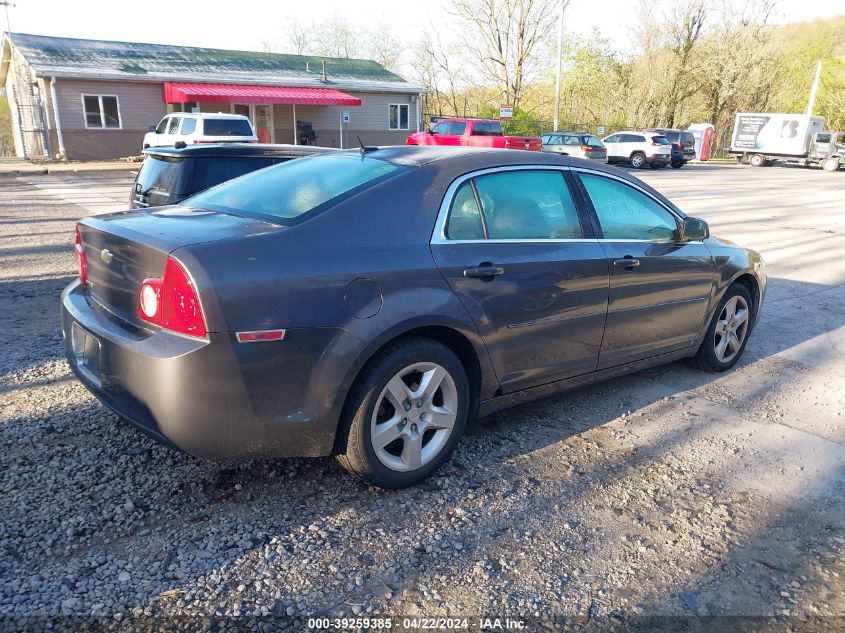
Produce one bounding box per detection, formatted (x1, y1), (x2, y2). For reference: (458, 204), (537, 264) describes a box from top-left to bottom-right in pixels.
(583, 136), (603, 147)
(189, 157), (276, 194)
(651, 136), (670, 145)
(135, 155), (186, 194)
(203, 118), (254, 136)
(474, 170), (582, 240)
(181, 118), (197, 135)
(445, 182), (484, 240)
(564, 136), (580, 146)
(662, 131), (679, 142)
(580, 174), (678, 241)
(186, 154), (405, 225)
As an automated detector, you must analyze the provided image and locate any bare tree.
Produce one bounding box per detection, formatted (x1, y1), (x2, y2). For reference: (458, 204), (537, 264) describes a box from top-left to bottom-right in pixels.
(451, 0), (561, 110)
(365, 21), (404, 71)
(312, 13), (361, 59)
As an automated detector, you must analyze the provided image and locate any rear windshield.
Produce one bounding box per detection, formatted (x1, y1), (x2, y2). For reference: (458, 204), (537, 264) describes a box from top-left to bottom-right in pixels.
(185, 154), (406, 225)
(661, 131), (679, 142)
(651, 136), (671, 145)
(202, 118), (254, 136)
(582, 135), (604, 147)
(135, 154), (186, 194)
(681, 132), (695, 145)
(189, 157), (277, 194)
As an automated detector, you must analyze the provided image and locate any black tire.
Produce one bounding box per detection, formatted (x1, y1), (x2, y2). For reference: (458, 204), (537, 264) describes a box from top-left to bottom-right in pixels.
(823, 157), (841, 173)
(630, 152), (646, 168)
(336, 337), (470, 489)
(749, 153), (766, 167)
(671, 160), (683, 169)
(690, 283), (754, 373)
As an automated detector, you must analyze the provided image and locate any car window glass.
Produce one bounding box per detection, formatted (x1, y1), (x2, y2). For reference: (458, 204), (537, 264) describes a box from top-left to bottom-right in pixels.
(619, 134), (633, 142)
(449, 121), (467, 135)
(472, 122), (488, 136)
(181, 118), (197, 135)
(663, 131), (679, 142)
(633, 135), (646, 143)
(445, 182), (484, 240)
(203, 118), (253, 136)
(432, 122), (449, 135)
(135, 155), (186, 194)
(167, 117), (180, 134)
(681, 132), (695, 145)
(155, 118), (169, 134)
(604, 135), (618, 143)
(580, 174), (678, 241)
(652, 135), (670, 145)
(816, 133), (831, 143)
(189, 157), (275, 193)
(564, 136), (580, 145)
(541, 135), (551, 144)
(187, 154), (405, 226)
(474, 170), (582, 240)
(583, 136), (603, 147)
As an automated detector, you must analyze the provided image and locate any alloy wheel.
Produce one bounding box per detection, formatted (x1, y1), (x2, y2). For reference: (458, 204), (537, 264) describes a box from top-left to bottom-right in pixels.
(370, 362), (458, 472)
(714, 295), (750, 363)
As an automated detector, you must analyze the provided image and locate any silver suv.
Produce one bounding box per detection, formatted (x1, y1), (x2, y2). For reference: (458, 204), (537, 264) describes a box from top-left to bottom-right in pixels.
(541, 132), (607, 161)
(602, 131), (672, 168)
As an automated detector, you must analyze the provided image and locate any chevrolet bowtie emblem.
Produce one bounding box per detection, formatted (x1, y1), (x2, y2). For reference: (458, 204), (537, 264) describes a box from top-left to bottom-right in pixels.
(100, 249), (114, 265)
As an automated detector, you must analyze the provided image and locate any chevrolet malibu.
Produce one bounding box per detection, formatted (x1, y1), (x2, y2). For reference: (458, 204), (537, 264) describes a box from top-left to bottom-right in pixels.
(62, 147), (766, 489)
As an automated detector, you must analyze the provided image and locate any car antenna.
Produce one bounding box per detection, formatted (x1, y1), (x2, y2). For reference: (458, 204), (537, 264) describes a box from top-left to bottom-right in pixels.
(356, 135), (378, 157)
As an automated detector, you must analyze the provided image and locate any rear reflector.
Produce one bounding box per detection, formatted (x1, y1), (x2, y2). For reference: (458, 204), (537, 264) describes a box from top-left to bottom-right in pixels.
(74, 225), (88, 286)
(236, 330), (286, 343)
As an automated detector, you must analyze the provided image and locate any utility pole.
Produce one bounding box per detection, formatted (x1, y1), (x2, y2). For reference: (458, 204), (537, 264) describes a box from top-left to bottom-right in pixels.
(806, 60), (822, 116)
(553, 0), (564, 131)
(0, 1), (13, 41)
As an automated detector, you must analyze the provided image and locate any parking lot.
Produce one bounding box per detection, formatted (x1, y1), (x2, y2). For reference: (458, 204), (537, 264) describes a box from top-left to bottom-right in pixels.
(1, 164), (844, 625)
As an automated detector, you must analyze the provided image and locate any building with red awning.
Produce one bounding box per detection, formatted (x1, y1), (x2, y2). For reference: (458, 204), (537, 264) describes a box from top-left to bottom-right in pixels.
(1, 33), (424, 160)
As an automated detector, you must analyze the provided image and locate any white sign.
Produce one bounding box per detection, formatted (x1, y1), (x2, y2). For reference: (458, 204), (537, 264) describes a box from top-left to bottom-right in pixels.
(342, 111), (350, 123)
(596, 126), (606, 135)
(500, 104), (513, 120)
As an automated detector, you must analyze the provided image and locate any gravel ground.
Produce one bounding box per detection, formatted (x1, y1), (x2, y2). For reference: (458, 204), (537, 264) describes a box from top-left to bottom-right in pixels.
(1, 165), (844, 631)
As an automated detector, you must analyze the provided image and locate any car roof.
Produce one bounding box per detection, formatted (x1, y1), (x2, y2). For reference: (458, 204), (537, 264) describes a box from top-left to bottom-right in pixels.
(143, 143), (336, 158)
(166, 112), (251, 119)
(547, 131), (595, 135)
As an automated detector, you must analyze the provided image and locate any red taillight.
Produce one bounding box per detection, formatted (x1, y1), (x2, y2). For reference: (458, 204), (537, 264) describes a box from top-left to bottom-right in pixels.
(137, 258), (207, 338)
(74, 225), (88, 286)
(651, 141), (661, 147)
(581, 145), (593, 151)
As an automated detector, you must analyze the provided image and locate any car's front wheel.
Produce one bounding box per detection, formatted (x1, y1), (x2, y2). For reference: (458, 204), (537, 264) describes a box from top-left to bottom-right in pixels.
(337, 338), (469, 489)
(691, 283), (753, 372)
(823, 157), (841, 172)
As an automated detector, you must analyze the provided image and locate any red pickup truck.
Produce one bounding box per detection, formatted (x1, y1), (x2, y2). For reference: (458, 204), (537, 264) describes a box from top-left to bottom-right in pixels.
(406, 118), (542, 151)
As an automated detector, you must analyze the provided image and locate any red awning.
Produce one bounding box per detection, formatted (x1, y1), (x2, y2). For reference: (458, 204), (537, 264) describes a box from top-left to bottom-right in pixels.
(163, 82), (361, 106)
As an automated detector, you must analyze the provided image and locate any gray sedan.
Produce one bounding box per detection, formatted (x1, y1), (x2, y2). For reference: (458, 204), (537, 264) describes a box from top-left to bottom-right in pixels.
(62, 147), (765, 488)
(541, 132), (607, 160)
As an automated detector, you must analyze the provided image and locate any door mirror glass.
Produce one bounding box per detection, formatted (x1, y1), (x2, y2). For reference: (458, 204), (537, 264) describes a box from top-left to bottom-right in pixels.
(682, 217), (709, 241)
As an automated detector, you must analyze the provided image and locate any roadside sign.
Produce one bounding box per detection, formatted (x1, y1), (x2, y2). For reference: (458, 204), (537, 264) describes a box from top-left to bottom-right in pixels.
(597, 126), (606, 135)
(500, 104), (513, 120)
(342, 111), (350, 123)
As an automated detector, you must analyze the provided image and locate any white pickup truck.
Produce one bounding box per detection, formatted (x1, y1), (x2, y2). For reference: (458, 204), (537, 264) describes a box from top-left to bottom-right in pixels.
(729, 112), (843, 172)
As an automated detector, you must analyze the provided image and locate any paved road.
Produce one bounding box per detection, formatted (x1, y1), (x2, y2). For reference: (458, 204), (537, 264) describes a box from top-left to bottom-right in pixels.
(0, 163), (843, 624)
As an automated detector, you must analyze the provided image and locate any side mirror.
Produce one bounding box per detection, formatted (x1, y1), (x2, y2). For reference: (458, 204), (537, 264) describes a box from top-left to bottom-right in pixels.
(682, 216), (709, 241)
(148, 125), (157, 132)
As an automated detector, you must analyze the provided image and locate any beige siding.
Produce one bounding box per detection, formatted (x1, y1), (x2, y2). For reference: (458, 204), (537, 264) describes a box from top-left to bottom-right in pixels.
(51, 79), (166, 159)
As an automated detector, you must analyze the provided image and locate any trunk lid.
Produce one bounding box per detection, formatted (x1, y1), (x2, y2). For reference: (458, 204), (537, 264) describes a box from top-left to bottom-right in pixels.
(78, 206), (276, 327)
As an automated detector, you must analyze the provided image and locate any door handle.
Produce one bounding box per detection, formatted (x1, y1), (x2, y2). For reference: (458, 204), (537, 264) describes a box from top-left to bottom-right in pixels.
(613, 258), (640, 269)
(463, 264), (505, 279)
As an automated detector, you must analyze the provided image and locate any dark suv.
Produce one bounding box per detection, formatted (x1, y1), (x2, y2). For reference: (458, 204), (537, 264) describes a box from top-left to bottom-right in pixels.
(649, 129), (696, 168)
(130, 143), (332, 208)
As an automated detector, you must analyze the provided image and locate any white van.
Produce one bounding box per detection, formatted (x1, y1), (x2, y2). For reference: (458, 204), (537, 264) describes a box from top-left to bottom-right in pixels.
(142, 113), (257, 150)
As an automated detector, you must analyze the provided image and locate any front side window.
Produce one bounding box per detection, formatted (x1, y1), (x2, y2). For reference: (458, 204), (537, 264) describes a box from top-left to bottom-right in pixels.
(604, 135), (619, 143)
(580, 174), (679, 241)
(431, 122), (449, 135)
(474, 170), (582, 240)
(389, 104), (410, 130)
(186, 154), (405, 225)
(82, 95), (121, 129)
(449, 121), (466, 135)
(167, 117), (180, 134)
(155, 117), (169, 134)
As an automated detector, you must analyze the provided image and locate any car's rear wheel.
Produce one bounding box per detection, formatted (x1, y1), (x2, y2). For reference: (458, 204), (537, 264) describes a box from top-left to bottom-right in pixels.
(823, 157), (841, 172)
(671, 160), (684, 168)
(336, 338), (469, 489)
(691, 283), (753, 372)
(630, 152), (646, 168)
(749, 153), (766, 167)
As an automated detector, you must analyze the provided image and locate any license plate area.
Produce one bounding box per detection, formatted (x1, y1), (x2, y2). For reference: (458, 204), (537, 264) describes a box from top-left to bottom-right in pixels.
(71, 322), (102, 387)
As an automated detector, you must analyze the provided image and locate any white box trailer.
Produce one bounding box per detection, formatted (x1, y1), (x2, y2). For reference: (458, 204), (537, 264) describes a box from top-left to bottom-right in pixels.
(729, 113), (827, 166)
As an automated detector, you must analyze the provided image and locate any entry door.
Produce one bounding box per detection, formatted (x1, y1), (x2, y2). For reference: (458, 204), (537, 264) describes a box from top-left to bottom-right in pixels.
(254, 105), (272, 143)
(575, 171), (715, 369)
(430, 169), (609, 392)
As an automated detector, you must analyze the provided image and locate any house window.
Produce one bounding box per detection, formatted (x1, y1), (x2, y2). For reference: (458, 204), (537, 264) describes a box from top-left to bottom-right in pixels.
(389, 103), (409, 131)
(82, 95), (121, 129)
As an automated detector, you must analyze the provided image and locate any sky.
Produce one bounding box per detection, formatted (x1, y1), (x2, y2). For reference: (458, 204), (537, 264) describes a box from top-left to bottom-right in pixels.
(3, 0), (844, 58)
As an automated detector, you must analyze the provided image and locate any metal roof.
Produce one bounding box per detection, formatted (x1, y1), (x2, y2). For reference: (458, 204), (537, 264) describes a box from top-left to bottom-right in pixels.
(1, 33), (424, 93)
(163, 83), (362, 106)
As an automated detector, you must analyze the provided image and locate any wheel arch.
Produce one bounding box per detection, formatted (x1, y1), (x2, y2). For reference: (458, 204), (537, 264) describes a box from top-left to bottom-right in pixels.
(330, 320), (494, 454)
(730, 272), (761, 319)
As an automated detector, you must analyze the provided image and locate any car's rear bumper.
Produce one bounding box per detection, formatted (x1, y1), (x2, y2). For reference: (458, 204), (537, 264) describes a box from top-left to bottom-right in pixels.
(61, 281), (341, 459)
(647, 154), (671, 164)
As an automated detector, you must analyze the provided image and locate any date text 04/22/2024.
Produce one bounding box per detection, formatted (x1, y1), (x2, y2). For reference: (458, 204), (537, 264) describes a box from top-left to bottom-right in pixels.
(306, 617), (526, 630)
